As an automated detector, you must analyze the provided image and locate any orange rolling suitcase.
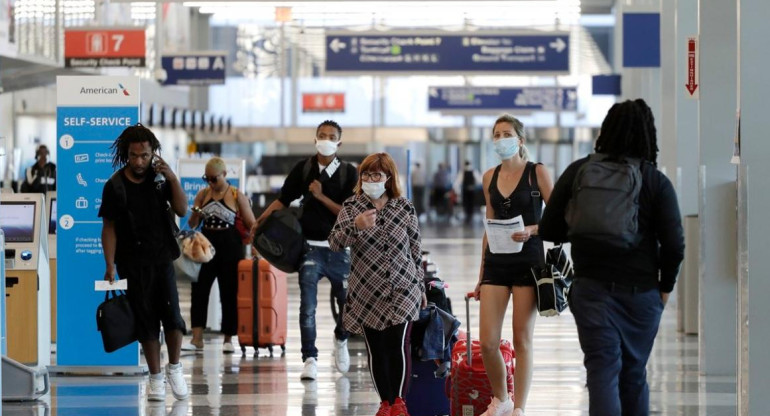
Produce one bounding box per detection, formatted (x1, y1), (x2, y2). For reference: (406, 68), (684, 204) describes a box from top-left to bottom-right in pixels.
(237, 258), (288, 355)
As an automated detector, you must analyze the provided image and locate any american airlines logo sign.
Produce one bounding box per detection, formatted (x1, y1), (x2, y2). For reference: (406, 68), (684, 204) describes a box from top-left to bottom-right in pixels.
(79, 83), (130, 96)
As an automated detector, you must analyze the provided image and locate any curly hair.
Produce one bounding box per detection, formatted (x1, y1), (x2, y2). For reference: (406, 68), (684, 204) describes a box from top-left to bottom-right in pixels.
(594, 99), (659, 165)
(110, 124), (162, 168)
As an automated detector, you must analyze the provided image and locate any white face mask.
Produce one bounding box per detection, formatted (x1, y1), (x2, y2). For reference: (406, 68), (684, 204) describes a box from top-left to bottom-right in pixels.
(315, 140), (339, 156)
(361, 181), (387, 199)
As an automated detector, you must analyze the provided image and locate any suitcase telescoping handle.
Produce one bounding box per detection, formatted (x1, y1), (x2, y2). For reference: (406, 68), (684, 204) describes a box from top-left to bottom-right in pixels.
(464, 292), (476, 366)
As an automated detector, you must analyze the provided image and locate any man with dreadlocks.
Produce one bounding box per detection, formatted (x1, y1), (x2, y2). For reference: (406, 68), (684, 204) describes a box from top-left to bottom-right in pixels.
(539, 99), (684, 416)
(99, 124), (189, 402)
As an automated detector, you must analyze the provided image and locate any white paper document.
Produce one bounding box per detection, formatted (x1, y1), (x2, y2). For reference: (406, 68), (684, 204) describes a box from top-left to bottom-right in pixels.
(484, 215), (526, 254)
(94, 280), (128, 291)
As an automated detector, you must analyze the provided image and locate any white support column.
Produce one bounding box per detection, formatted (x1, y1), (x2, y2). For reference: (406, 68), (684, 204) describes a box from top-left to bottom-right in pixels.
(675, 0), (699, 216)
(697, 0), (738, 376)
(738, 0), (770, 413)
(658, 0), (676, 183)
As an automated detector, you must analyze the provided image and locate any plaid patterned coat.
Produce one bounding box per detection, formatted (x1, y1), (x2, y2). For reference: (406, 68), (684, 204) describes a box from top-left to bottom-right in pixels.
(328, 194), (424, 334)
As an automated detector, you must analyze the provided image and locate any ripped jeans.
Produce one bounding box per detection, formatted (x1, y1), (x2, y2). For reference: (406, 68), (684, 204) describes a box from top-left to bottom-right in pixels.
(298, 245), (350, 361)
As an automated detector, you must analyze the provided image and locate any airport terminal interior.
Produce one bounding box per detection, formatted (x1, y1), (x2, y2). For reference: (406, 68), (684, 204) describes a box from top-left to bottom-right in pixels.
(0, 0), (768, 415)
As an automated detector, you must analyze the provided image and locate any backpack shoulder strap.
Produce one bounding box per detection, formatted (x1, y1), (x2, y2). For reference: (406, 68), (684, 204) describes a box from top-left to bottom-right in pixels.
(109, 169), (127, 207)
(338, 160), (351, 188)
(529, 162), (543, 222)
(302, 157), (314, 183)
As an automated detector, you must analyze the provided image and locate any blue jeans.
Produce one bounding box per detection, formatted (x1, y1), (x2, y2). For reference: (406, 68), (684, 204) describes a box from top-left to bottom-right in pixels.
(298, 245), (350, 361)
(569, 278), (664, 416)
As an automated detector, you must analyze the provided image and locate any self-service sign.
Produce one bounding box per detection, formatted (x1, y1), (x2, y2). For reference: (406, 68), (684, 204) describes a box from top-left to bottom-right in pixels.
(64, 27), (146, 68)
(302, 93), (345, 113)
(56, 76), (141, 368)
(161, 52), (227, 86)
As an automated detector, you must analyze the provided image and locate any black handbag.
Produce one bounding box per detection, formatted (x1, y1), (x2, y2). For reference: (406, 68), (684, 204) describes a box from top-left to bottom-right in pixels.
(531, 245), (574, 316)
(528, 163), (574, 317)
(96, 289), (137, 353)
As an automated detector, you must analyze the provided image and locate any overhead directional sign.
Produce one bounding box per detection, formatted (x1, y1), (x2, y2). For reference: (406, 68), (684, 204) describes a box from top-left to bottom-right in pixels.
(326, 32), (570, 74)
(428, 86), (578, 112)
(64, 27), (146, 68)
(161, 51), (227, 86)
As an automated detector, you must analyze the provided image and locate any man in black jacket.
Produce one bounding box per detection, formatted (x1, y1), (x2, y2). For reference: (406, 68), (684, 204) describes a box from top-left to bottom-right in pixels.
(21, 145), (57, 193)
(99, 124), (189, 402)
(255, 120), (357, 380)
(539, 100), (684, 416)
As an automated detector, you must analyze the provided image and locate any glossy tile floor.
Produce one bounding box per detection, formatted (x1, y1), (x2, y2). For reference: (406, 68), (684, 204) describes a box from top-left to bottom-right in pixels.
(19, 222), (736, 415)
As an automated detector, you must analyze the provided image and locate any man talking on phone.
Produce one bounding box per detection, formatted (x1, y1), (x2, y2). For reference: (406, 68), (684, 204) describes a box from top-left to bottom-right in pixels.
(98, 124), (189, 402)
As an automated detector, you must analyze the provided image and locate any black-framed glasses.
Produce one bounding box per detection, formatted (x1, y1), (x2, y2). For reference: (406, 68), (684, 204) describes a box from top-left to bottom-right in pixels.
(361, 172), (388, 182)
(202, 174), (221, 183)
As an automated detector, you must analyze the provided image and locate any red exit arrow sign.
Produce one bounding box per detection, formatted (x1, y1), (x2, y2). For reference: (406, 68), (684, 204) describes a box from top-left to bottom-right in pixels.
(686, 36), (699, 99)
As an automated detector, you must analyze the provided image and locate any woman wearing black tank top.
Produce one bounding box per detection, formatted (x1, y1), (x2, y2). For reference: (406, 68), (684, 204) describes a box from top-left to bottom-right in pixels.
(471, 114), (553, 416)
(182, 157), (255, 354)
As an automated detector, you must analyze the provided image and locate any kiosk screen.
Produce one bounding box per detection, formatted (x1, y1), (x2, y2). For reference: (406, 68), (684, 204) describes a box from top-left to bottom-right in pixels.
(0, 202), (36, 243)
(49, 198), (57, 235)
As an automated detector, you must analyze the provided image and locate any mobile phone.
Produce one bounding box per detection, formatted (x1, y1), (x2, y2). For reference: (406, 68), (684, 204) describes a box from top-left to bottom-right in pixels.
(152, 154), (165, 184)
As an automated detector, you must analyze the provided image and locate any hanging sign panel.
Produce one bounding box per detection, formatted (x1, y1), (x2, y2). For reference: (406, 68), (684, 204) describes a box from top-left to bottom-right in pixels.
(325, 32), (570, 74)
(64, 27), (146, 68)
(302, 93), (345, 113)
(161, 52), (227, 86)
(428, 86), (577, 112)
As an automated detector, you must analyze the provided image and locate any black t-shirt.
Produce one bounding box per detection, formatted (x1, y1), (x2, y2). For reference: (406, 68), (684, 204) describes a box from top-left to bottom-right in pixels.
(98, 170), (174, 266)
(277, 156), (357, 241)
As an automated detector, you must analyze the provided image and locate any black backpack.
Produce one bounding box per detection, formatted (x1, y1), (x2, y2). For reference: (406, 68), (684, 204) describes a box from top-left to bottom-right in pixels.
(565, 153), (643, 251)
(253, 157), (352, 273)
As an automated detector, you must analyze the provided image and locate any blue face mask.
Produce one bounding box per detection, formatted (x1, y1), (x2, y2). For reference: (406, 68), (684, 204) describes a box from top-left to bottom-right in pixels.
(494, 137), (520, 159)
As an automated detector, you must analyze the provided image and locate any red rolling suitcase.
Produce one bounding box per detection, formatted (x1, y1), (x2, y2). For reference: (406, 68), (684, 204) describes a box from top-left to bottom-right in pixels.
(449, 293), (514, 416)
(237, 258), (288, 355)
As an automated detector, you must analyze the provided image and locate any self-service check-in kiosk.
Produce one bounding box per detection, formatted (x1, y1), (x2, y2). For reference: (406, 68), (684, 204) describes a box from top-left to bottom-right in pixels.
(1, 193), (51, 367)
(46, 192), (56, 344)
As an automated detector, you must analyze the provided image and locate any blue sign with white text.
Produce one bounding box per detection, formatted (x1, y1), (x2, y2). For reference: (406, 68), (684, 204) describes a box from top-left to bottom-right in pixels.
(57, 107), (139, 366)
(161, 53), (226, 86)
(56, 76), (141, 368)
(326, 33), (570, 73)
(428, 86), (578, 112)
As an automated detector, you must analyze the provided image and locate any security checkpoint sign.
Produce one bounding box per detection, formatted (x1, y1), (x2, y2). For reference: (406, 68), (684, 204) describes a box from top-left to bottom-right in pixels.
(325, 32), (570, 74)
(64, 27), (146, 68)
(161, 52), (227, 86)
(56, 76), (140, 367)
(428, 86), (578, 113)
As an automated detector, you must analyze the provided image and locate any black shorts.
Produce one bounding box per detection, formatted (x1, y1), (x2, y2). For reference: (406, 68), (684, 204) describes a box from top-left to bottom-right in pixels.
(117, 261), (187, 342)
(481, 262), (536, 287)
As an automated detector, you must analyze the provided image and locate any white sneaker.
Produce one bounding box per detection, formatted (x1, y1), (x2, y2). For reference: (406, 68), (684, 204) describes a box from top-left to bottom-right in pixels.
(181, 342), (203, 352)
(147, 376), (165, 401)
(334, 339), (350, 373)
(300, 357), (318, 380)
(480, 396), (514, 416)
(223, 342), (235, 354)
(512, 408), (525, 416)
(165, 363), (189, 400)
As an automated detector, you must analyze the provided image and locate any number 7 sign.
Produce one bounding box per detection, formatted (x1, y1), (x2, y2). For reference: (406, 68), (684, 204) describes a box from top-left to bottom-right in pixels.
(65, 27), (146, 68)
